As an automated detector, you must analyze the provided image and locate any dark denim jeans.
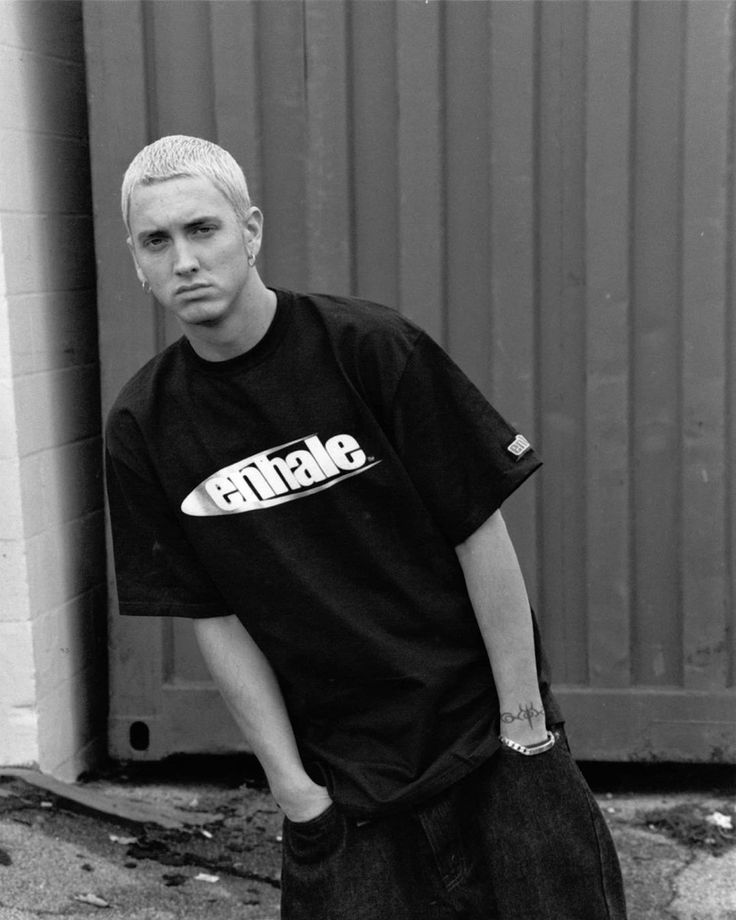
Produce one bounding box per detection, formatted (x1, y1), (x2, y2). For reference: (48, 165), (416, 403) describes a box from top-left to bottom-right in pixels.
(281, 729), (627, 919)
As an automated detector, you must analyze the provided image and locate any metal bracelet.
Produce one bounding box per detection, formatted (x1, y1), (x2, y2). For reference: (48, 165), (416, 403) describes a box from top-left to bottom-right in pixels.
(499, 730), (556, 756)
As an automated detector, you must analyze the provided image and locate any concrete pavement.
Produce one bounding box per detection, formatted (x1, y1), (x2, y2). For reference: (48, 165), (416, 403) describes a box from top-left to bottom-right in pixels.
(0, 760), (734, 919)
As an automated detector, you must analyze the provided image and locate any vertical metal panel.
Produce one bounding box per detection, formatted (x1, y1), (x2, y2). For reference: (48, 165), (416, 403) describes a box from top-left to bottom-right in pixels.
(631, 0), (686, 689)
(209, 3), (264, 243)
(537, 0), (589, 684)
(84, 0), (736, 762)
(256, 1), (309, 287)
(396, 0), (444, 340)
(143, 1), (217, 140)
(444, 1), (491, 383)
(680, 0), (732, 692)
(349, 0), (399, 308)
(729, 11), (736, 695)
(584, 0), (634, 689)
(303, 1), (352, 291)
(84, 0), (157, 409)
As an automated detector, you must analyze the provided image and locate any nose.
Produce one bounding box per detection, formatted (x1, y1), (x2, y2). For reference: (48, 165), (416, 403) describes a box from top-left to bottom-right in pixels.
(172, 238), (199, 275)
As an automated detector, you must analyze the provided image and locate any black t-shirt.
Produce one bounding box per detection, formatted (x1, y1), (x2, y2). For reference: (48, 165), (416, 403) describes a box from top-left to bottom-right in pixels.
(106, 289), (560, 816)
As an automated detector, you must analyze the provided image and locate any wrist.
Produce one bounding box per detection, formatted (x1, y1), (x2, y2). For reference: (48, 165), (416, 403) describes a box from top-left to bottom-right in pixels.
(498, 700), (546, 744)
(500, 723), (549, 746)
(273, 781), (332, 823)
(268, 769), (331, 820)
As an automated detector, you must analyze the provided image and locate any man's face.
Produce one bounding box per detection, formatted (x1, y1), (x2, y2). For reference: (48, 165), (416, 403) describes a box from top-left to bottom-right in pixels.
(127, 175), (256, 328)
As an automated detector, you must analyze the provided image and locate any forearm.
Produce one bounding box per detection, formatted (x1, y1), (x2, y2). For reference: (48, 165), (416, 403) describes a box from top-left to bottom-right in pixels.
(193, 614), (330, 819)
(456, 510), (547, 745)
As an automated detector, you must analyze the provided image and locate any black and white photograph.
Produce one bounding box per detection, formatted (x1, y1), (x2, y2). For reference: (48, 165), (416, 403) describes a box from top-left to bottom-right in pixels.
(0, 1), (734, 918)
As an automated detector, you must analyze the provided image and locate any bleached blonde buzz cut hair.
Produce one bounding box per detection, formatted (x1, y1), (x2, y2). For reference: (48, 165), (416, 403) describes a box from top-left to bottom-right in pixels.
(121, 135), (252, 235)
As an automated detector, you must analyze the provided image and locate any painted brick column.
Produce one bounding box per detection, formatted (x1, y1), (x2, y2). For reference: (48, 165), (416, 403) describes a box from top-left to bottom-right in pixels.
(0, 280), (38, 763)
(0, 0), (107, 779)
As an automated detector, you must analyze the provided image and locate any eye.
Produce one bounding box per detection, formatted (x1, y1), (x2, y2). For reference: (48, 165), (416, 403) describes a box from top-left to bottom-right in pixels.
(143, 235), (168, 251)
(192, 224), (216, 238)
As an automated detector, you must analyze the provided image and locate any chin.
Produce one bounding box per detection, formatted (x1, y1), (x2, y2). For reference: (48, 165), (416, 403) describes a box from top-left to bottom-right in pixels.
(177, 303), (228, 326)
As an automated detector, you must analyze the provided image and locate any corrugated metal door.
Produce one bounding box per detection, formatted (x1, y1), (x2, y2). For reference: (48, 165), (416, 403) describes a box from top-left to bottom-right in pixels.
(84, 0), (735, 762)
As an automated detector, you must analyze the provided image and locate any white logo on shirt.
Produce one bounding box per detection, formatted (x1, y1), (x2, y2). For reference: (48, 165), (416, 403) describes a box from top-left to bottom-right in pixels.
(506, 434), (531, 460)
(181, 434), (380, 516)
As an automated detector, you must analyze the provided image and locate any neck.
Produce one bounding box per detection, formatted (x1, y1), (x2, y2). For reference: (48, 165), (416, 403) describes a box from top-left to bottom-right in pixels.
(183, 273), (277, 362)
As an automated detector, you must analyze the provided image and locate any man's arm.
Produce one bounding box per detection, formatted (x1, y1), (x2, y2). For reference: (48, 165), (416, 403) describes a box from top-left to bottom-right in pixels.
(193, 614), (332, 821)
(455, 509), (548, 747)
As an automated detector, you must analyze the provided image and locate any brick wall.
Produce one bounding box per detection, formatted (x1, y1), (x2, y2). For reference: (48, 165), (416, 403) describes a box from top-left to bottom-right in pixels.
(0, 0), (107, 779)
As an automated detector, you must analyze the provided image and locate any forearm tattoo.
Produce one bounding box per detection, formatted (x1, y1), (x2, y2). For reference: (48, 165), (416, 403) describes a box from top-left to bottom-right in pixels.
(500, 702), (545, 731)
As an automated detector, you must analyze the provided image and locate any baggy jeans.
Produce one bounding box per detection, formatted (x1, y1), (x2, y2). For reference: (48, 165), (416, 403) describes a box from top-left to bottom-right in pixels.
(281, 729), (627, 919)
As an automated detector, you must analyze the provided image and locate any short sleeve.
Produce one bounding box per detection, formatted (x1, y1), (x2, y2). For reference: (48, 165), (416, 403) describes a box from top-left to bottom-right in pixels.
(105, 412), (226, 619)
(390, 332), (542, 545)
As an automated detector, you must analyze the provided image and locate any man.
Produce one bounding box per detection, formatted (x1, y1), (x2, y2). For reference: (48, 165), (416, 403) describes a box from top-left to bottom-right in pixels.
(106, 135), (627, 919)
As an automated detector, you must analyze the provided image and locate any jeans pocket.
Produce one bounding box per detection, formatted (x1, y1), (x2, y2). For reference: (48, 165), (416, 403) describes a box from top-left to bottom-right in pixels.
(283, 804), (343, 863)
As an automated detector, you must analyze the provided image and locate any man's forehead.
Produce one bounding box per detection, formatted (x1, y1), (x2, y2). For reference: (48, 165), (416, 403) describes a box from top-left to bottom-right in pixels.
(129, 175), (233, 228)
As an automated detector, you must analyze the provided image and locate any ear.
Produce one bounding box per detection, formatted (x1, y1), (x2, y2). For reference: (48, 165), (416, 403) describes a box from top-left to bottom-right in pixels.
(127, 237), (148, 286)
(242, 206), (264, 257)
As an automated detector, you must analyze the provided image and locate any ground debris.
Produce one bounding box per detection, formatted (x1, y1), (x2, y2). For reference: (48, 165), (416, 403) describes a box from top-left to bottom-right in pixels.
(124, 824), (282, 888)
(73, 893), (110, 908)
(109, 834), (138, 846)
(195, 872), (220, 883)
(706, 810), (733, 830)
(162, 873), (188, 887)
(640, 802), (736, 856)
(0, 761), (283, 908)
(0, 769), (221, 830)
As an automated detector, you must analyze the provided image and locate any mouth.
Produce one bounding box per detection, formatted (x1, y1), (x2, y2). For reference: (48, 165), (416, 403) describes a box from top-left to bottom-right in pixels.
(175, 282), (211, 296)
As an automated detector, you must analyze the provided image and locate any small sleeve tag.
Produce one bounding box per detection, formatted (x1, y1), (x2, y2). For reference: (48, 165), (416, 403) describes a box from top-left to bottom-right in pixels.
(507, 434), (532, 461)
